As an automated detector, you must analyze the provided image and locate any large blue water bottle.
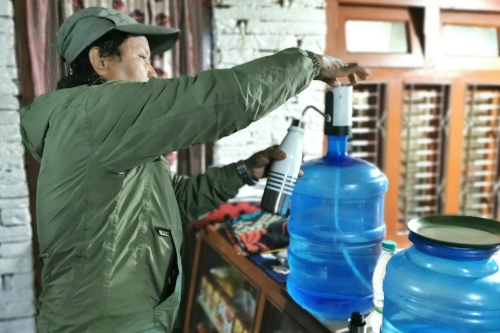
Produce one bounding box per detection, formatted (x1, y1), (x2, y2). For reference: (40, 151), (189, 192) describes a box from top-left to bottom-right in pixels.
(286, 84), (388, 322)
(383, 215), (500, 333)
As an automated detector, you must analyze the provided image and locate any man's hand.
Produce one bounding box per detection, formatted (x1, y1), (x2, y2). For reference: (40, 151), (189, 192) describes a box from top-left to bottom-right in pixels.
(243, 145), (304, 180)
(314, 54), (369, 87)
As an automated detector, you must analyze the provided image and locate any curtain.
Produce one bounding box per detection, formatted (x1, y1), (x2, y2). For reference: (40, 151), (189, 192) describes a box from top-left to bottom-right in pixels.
(170, 0), (211, 175)
(26, 0), (48, 97)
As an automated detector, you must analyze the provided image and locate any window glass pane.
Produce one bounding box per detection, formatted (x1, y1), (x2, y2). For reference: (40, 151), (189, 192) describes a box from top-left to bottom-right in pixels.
(443, 25), (498, 57)
(345, 20), (408, 53)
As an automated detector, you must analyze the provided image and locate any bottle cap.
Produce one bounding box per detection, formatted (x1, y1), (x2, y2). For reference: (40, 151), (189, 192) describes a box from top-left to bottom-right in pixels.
(347, 312), (366, 332)
(291, 118), (305, 129)
(382, 240), (397, 252)
(349, 312), (365, 326)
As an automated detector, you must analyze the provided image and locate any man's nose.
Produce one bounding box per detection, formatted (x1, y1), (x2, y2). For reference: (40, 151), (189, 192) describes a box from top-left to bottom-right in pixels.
(148, 64), (157, 78)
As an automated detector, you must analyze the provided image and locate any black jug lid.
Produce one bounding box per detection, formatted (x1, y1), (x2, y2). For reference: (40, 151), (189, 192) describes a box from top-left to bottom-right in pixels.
(408, 215), (500, 248)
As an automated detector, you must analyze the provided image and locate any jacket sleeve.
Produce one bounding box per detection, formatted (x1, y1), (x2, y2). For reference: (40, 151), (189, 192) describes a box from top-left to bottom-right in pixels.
(169, 163), (244, 224)
(86, 48), (320, 172)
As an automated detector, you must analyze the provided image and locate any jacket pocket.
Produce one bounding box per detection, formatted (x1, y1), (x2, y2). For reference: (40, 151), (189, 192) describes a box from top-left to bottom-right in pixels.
(153, 287), (181, 330)
(136, 226), (178, 306)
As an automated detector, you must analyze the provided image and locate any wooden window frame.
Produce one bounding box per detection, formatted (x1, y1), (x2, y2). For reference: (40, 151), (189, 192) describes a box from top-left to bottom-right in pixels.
(438, 11), (500, 70)
(328, 0), (500, 247)
(335, 5), (424, 68)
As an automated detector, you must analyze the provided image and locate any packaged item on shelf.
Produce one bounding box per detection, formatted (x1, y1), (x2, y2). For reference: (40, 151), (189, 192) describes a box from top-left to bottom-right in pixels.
(217, 297), (235, 333)
(204, 279), (215, 308)
(233, 280), (257, 319)
(232, 319), (243, 333)
(210, 266), (242, 298)
(199, 267), (255, 333)
(195, 323), (210, 333)
(231, 318), (251, 333)
(199, 276), (210, 305)
(211, 290), (221, 314)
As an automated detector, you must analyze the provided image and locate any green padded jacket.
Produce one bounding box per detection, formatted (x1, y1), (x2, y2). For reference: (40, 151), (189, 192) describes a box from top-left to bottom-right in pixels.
(19, 48), (319, 333)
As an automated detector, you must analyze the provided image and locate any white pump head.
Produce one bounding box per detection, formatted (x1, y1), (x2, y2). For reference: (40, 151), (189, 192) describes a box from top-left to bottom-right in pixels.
(324, 84), (353, 136)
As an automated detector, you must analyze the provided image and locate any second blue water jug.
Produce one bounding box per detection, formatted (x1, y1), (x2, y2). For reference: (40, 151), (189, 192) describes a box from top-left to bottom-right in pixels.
(383, 215), (500, 333)
(286, 85), (388, 321)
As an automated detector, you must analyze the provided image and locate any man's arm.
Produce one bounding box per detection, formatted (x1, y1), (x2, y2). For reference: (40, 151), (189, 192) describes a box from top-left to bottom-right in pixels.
(86, 48), (366, 173)
(170, 146), (287, 224)
(169, 164), (243, 224)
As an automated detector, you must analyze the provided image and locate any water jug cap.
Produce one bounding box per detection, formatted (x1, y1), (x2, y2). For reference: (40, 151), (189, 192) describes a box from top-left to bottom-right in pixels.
(382, 240), (397, 252)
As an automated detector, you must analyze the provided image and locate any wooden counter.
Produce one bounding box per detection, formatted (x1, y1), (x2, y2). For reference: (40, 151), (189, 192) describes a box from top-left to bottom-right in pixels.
(183, 225), (371, 333)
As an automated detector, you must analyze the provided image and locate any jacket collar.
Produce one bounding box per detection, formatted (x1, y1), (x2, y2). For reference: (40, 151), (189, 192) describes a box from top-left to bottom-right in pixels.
(56, 73), (106, 90)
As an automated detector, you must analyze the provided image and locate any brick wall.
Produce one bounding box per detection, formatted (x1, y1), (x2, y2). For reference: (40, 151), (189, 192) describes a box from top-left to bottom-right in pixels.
(0, 0), (36, 332)
(211, 0), (327, 172)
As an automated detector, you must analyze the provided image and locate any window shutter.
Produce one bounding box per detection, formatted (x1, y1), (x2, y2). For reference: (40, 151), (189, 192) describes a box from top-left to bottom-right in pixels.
(399, 84), (450, 226)
(461, 85), (500, 219)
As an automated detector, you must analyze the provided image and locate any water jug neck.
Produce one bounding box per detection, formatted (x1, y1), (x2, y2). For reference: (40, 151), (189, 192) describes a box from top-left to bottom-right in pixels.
(326, 135), (348, 157)
(410, 232), (500, 261)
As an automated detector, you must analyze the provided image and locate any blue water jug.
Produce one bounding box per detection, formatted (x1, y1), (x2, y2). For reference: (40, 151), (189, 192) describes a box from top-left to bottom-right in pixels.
(286, 85), (388, 321)
(382, 215), (500, 333)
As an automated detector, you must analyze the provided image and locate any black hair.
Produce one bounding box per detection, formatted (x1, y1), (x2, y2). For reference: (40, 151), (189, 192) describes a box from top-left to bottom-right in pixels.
(69, 30), (130, 75)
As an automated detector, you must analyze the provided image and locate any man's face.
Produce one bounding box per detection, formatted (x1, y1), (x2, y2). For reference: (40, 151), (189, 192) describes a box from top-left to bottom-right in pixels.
(103, 36), (157, 82)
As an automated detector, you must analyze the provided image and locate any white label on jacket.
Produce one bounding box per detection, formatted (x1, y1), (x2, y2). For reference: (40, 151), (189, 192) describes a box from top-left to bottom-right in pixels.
(155, 227), (171, 237)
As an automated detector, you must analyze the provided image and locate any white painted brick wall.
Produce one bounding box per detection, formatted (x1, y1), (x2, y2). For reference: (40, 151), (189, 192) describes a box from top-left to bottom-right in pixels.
(0, 0), (36, 332)
(211, 0), (326, 198)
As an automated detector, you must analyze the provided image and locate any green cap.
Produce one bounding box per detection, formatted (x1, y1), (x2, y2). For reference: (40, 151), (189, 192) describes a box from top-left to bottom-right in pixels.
(382, 240), (397, 252)
(55, 7), (180, 63)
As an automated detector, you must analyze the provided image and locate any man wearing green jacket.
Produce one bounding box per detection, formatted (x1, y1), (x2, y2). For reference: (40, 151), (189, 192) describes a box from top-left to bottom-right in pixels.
(19, 7), (368, 333)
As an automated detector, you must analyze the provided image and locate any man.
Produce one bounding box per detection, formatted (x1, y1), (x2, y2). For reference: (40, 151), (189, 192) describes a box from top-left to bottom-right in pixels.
(19, 7), (368, 333)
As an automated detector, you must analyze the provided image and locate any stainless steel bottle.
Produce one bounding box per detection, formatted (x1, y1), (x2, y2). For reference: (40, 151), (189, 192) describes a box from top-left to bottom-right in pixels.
(260, 119), (304, 216)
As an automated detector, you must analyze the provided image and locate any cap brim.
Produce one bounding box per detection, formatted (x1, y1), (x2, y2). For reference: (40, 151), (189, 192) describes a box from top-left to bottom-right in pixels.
(115, 24), (180, 55)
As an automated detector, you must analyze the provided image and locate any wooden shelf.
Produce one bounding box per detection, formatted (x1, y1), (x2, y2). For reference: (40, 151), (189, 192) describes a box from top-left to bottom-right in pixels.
(183, 225), (338, 333)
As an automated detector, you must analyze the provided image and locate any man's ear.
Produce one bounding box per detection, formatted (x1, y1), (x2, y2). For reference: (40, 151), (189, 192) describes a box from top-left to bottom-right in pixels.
(88, 47), (108, 76)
